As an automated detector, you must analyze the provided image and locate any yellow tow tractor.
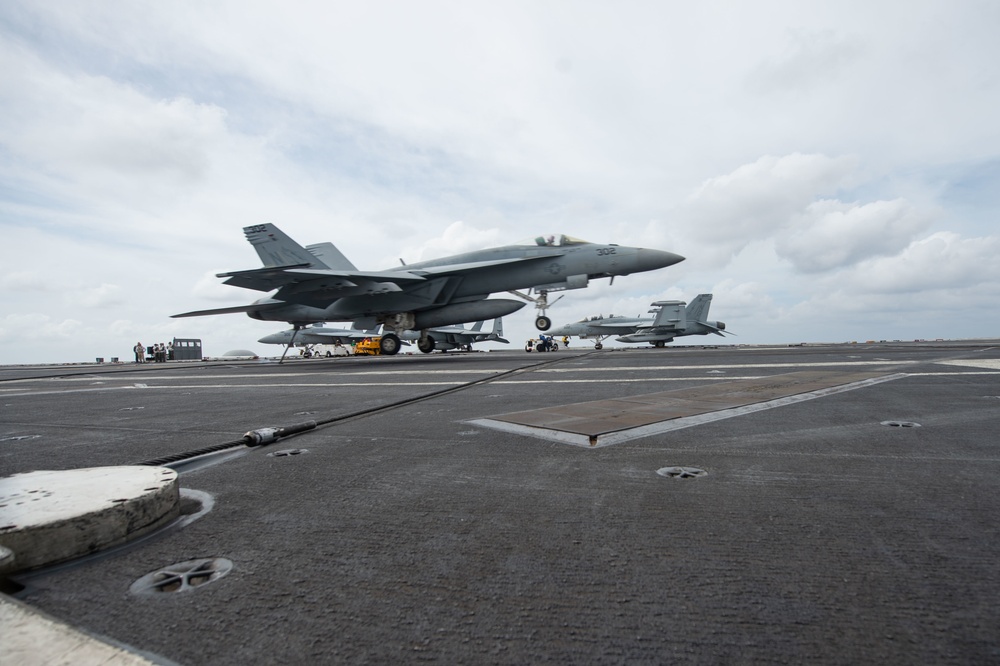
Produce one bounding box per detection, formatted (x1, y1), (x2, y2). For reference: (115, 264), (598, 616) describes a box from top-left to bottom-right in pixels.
(353, 337), (382, 356)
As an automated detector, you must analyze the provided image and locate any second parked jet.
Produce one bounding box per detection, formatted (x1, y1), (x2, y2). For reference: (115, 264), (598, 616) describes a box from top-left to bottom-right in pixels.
(548, 294), (730, 349)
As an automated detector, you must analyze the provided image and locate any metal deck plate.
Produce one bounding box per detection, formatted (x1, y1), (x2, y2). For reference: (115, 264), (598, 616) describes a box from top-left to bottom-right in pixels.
(474, 370), (899, 446)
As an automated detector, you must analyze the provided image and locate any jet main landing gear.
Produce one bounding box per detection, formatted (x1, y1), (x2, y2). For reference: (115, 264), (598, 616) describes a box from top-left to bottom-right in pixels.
(417, 335), (435, 354)
(378, 333), (401, 355)
(510, 289), (564, 331)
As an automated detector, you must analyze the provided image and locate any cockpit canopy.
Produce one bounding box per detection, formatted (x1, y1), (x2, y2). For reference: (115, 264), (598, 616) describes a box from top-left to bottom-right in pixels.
(516, 234), (590, 247)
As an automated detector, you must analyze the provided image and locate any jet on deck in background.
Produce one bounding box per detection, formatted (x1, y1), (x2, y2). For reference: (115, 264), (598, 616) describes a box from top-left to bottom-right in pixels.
(173, 224), (685, 355)
(258, 318), (508, 353)
(257, 324), (378, 347)
(548, 294), (731, 349)
(399, 317), (508, 352)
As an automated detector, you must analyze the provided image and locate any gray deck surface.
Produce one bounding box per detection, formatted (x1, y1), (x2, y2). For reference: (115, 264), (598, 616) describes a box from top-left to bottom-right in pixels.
(2, 341), (999, 664)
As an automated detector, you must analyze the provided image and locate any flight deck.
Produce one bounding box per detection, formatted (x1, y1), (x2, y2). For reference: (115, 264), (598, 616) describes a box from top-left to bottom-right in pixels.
(1, 341), (999, 664)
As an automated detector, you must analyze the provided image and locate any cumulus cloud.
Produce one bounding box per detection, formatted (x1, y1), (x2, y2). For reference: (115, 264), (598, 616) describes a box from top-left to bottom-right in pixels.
(76, 283), (125, 308)
(844, 232), (1000, 294)
(0, 314), (82, 343)
(776, 198), (933, 272)
(0, 45), (227, 187)
(682, 153), (858, 245)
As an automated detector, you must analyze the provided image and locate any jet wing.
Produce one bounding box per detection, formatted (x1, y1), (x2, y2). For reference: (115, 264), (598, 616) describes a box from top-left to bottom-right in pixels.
(592, 319), (647, 329)
(218, 266), (426, 293)
(171, 300), (287, 318)
(215, 254), (559, 303)
(408, 254), (563, 277)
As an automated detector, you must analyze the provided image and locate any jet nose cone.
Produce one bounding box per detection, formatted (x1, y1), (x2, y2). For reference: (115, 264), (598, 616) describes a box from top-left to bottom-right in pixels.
(637, 249), (685, 271)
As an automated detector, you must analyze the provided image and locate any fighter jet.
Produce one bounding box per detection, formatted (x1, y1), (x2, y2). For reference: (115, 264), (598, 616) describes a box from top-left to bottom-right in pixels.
(257, 324), (378, 347)
(399, 318), (508, 352)
(258, 319), (508, 353)
(548, 294), (730, 349)
(173, 224), (684, 355)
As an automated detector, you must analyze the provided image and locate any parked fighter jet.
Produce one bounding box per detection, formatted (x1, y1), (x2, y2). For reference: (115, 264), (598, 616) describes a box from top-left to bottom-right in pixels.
(547, 294), (730, 349)
(400, 318), (508, 352)
(257, 324), (378, 346)
(173, 224), (685, 355)
(258, 319), (508, 353)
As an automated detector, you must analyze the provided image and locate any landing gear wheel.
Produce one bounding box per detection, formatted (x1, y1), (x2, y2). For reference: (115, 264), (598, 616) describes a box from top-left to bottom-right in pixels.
(379, 333), (401, 356)
(535, 316), (552, 331)
(417, 336), (435, 354)
(595, 343), (603, 350)
(655, 341), (666, 348)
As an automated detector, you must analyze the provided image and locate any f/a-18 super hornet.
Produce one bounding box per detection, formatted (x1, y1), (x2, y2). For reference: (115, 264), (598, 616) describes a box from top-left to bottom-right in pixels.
(173, 224), (685, 355)
(257, 324), (379, 346)
(399, 317), (508, 352)
(547, 294), (730, 349)
(258, 318), (508, 354)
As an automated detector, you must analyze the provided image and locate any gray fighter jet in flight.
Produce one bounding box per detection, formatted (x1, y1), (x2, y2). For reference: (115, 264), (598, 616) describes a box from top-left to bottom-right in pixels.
(548, 294), (730, 349)
(173, 224), (684, 355)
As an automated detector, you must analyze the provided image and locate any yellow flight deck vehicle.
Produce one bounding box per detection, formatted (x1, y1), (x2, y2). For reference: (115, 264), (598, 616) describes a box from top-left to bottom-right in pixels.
(353, 337), (382, 356)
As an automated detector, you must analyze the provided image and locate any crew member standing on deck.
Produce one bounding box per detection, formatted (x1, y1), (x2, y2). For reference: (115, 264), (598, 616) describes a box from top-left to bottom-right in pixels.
(134, 342), (144, 363)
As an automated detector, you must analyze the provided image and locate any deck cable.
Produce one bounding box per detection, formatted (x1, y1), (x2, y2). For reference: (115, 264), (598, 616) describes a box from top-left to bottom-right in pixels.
(133, 351), (596, 467)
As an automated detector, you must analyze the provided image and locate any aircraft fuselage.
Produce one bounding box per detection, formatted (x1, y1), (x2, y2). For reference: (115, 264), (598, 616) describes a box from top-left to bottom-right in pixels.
(247, 243), (681, 326)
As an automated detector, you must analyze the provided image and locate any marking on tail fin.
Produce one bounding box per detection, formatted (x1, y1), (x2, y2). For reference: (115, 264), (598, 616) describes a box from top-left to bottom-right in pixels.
(685, 294), (713, 323)
(306, 242), (357, 271)
(243, 224), (324, 268)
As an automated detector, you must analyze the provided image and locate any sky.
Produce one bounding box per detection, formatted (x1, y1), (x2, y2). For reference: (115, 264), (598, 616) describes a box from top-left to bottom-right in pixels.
(1, 1), (998, 364)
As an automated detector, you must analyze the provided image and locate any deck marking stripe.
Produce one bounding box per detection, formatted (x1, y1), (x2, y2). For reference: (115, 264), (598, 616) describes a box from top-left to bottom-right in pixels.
(32, 359), (917, 383)
(1, 371), (991, 398)
(468, 373), (908, 448)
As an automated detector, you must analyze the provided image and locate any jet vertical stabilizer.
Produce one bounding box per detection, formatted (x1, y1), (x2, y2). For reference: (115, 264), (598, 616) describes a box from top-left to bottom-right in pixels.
(244, 224), (328, 268)
(651, 301), (687, 331)
(306, 242), (358, 271)
(684, 294), (713, 325)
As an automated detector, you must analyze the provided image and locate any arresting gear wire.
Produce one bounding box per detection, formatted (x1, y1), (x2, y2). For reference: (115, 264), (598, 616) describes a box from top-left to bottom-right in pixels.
(134, 352), (596, 467)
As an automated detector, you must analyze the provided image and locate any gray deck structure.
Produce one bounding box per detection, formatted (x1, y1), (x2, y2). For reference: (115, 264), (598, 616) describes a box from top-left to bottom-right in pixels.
(2, 341), (999, 664)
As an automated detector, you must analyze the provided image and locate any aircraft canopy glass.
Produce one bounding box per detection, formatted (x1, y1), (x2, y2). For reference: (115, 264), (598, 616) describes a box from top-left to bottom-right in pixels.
(516, 234), (590, 247)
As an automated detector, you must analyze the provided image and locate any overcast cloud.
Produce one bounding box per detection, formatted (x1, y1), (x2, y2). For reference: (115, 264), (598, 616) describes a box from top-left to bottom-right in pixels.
(1, 1), (998, 364)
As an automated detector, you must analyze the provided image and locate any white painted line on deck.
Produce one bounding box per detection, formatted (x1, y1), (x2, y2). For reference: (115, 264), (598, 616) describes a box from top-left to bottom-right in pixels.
(27, 359), (919, 384)
(935, 359), (1000, 370)
(468, 373), (908, 448)
(2, 371), (994, 398)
